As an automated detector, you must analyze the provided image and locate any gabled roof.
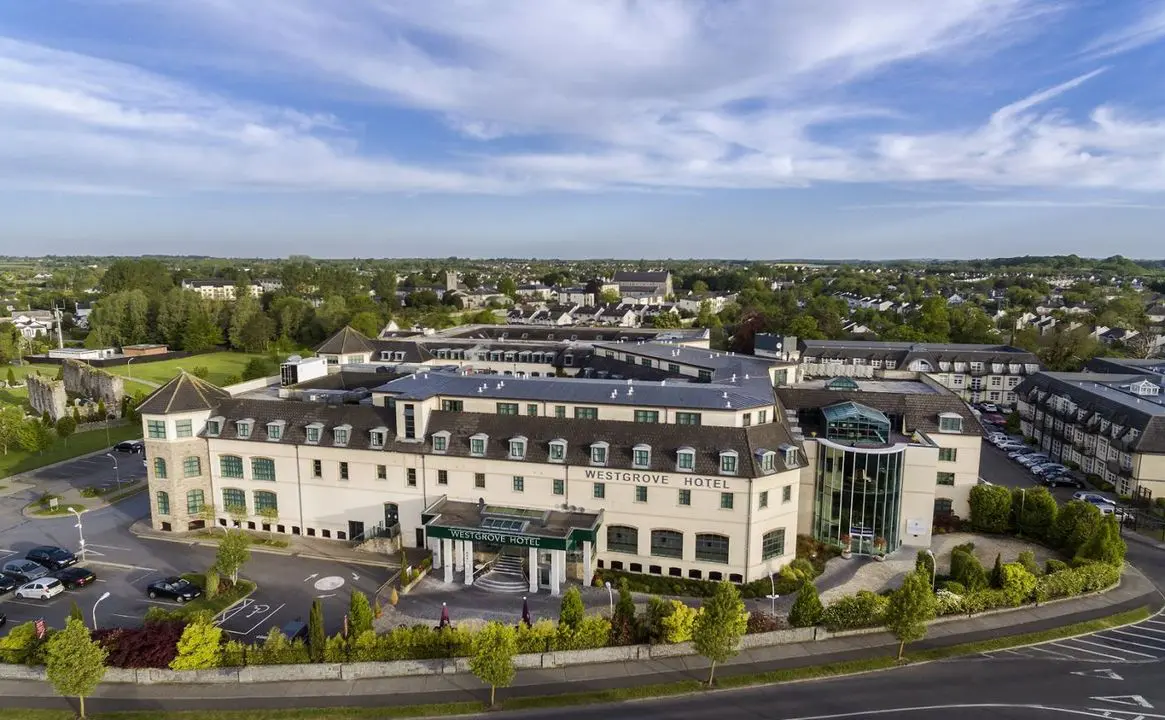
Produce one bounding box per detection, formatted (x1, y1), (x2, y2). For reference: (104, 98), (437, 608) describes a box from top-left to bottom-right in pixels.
(136, 371), (231, 415)
(314, 326), (376, 356)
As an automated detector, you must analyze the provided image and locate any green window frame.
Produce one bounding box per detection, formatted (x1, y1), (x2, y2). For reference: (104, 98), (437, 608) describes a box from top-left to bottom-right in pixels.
(183, 456), (201, 477)
(651, 529), (683, 559)
(175, 420), (193, 438)
(554, 405), (566, 419)
(938, 415), (963, 433)
(761, 529), (786, 560)
(512, 476), (524, 492)
(633, 448), (650, 467)
(938, 447), (958, 462)
(937, 472), (955, 486)
(695, 533), (729, 564)
(220, 455), (243, 479)
(720, 454), (738, 475)
(441, 399), (464, 412)
(186, 489), (204, 515)
(526, 404), (538, 416)
(759, 490), (768, 509)
(153, 457), (167, 479)
(251, 457), (276, 482)
(677, 451), (695, 471)
(634, 409), (659, 423)
(340, 462), (349, 480)
(574, 407), (598, 420)
(471, 438), (486, 455)
(668, 363), (680, 374)
(720, 492), (734, 510)
(549, 442), (565, 461)
(496, 402), (519, 416)
(678, 489), (691, 506)
(221, 488), (245, 512)
(268, 424), (282, 441)
(676, 412), (702, 426)
(433, 435), (447, 452)
(254, 490), (277, 513)
(607, 526), (638, 554)
(305, 426), (321, 444)
(635, 486), (647, 503)
(437, 470), (448, 485)
(593, 482), (605, 499)
(590, 445), (607, 465)
(147, 420), (166, 439)
(156, 491), (170, 516)
(553, 478), (564, 495)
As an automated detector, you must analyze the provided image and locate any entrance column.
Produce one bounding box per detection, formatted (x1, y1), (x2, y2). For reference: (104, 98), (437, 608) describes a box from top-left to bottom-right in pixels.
(582, 541), (593, 586)
(557, 549), (567, 584)
(442, 540), (453, 584)
(431, 536), (442, 570)
(549, 551), (561, 596)
(528, 546), (538, 593)
(452, 540), (462, 572)
(463, 541), (475, 586)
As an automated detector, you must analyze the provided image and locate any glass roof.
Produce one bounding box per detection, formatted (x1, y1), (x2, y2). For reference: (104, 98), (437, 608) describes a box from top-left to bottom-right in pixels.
(822, 401), (890, 426)
(825, 376), (860, 391)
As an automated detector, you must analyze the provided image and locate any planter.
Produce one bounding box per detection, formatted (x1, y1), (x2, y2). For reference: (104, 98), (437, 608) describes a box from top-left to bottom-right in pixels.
(841, 550), (853, 560)
(872, 554), (885, 563)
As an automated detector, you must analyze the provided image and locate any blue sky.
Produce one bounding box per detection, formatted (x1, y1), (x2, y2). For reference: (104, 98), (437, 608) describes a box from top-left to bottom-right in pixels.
(3, 0), (1165, 259)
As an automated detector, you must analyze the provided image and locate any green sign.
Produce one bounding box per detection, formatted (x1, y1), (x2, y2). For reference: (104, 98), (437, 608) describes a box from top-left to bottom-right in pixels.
(427, 524), (573, 550)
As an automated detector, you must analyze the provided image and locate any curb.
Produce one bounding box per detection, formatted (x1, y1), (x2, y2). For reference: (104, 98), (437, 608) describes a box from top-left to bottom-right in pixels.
(19, 482), (147, 520)
(1, 443), (138, 483)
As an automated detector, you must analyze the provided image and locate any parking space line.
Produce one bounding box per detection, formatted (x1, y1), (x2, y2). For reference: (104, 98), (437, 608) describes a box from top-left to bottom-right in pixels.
(1051, 642), (1124, 660)
(1026, 645), (1076, 659)
(3, 599), (62, 608)
(1103, 631), (1165, 652)
(1133, 625), (1165, 636)
(86, 544), (134, 551)
(110, 613), (140, 620)
(232, 603), (285, 637)
(88, 560), (158, 572)
(143, 599), (184, 606)
(1071, 638), (1152, 659)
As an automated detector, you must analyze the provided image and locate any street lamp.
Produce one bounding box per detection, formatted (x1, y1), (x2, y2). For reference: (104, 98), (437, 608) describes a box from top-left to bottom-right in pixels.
(68, 506), (86, 564)
(923, 549), (936, 590)
(92, 591), (111, 630)
(766, 573), (780, 615)
(105, 452), (121, 488)
(604, 581), (614, 615)
(125, 356), (136, 380)
(1018, 488), (1027, 536)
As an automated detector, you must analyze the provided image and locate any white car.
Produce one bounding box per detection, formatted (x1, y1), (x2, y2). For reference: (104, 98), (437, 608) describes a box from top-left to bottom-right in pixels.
(981, 403), (999, 413)
(14, 577), (64, 601)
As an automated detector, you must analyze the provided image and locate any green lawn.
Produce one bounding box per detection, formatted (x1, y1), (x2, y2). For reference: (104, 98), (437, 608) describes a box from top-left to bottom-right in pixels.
(0, 423), (142, 479)
(102, 352), (264, 387)
(3, 363), (154, 400)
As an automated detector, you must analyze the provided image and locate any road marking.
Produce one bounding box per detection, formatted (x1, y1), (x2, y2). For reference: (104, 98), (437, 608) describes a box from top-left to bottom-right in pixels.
(1073, 638), (1157, 658)
(143, 599), (183, 606)
(303, 573), (318, 582)
(314, 576), (345, 592)
(1125, 624), (1165, 636)
(316, 593), (336, 599)
(87, 544), (134, 551)
(1026, 645), (1077, 659)
(4, 599), (61, 608)
(1092, 696), (1154, 709)
(213, 596), (257, 625)
(94, 578), (107, 583)
(1052, 641), (1126, 660)
(352, 572), (359, 581)
(110, 613), (141, 620)
(1105, 630), (1165, 651)
(1072, 668), (1124, 680)
(87, 560), (158, 572)
(222, 602), (286, 637)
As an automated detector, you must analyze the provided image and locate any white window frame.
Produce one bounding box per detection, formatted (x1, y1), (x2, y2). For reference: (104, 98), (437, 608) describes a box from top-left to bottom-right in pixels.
(719, 450), (739, 475)
(548, 440), (567, 463)
(470, 433), (489, 457)
(432, 431), (450, 454)
(509, 437), (527, 460)
(590, 441), (609, 466)
(676, 447), (695, 472)
(632, 444), (652, 469)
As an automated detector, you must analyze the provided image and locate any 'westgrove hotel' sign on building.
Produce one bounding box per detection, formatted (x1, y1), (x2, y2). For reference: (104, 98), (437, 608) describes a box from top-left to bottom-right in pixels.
(582, 469), (735, 491)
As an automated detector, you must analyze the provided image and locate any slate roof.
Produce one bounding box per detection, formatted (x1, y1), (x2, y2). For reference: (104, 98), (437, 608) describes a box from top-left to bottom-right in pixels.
(1014, 372), (1165, 453)
(432, 325), (709, 344)
(202, 400), (802, 476)
(776, 386), (980, 437)
(612, 271), (670, 283)
(136, 372), (232, 415)
(798, 339), (1039, 366)
(314, 326), (376, 355)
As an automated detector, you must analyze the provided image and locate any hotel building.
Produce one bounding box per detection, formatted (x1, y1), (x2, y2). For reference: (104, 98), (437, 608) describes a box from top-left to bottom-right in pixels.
(137, 325), (981, 594)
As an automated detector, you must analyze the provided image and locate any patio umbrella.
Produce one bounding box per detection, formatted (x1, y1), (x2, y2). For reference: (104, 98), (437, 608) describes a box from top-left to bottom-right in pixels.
(521, 596), (532, 627)
(439, 602), (450, 629)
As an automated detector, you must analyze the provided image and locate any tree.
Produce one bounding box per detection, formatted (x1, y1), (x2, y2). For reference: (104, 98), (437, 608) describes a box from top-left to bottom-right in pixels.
(170, 619), (224, 670)
(691, 581), (748, 686)
(883, 570), (937, 660)
(17, 418), (53, 454)
(55, 415), (76, 447)
(348, 590), (374, 637)
(914, 550), (935, 584)
(990, 553), (1004, 589)
(599, 288), (621, 304)
(214, 530), (251, 583)
(1053, 500), (1103, 555)
(69, 601), (85, 625)
(182, 302), (224, 352)
(788, 581), (824, 628)
(348, 311), (382, 339)
(45, 617), (107, 718)
(237, 313), (276, 354)
(0, 405), (24, 455)
(1074, 515), (1126, 567)
(950, 548), (988, 591)
(469, 621), (517, 707)
(257, 506), (279, 540)
(308, 600), (326, 662)
(691, 280), (709, 294)
(1011, 486), (1058, 541)
(5, 367), (15, 386)
(558, 586), (585, 630)
(969, 484), (1011, 533)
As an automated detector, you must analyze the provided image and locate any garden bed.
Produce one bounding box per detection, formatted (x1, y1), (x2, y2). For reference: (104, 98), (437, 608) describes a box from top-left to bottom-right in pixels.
(143, 573), (256, 622)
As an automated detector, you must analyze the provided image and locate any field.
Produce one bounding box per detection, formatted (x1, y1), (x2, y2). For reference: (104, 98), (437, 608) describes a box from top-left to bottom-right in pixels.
(0, 422), (142, 479)
(3, 363), (154, 399)
(102, 351), (264, 387)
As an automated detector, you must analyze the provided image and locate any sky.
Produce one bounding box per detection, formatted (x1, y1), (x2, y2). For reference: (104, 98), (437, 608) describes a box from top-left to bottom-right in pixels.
(3, 0), (1165, 260)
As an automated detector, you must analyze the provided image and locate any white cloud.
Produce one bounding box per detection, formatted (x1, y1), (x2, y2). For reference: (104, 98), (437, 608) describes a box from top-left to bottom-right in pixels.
(1082, 3), (1165, 59)
(6, 1), (1165, 196)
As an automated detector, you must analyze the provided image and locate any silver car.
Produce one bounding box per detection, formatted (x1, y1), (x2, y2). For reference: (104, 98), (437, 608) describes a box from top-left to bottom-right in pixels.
(1, 559), (50, 583)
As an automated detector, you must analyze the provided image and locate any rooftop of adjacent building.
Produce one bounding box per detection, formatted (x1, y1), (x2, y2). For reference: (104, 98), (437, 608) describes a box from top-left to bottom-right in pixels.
(795, 377), (940, 394)
(1022, 372), (1165, 416)
(797, 338), (1041, 364)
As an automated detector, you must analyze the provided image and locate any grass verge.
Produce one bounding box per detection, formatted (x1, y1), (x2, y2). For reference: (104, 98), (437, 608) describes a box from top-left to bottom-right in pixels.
(0, 424), (142, 479)
(190, 530), (290, 549)
(0, 607), (1150, 720)
(29, 500), (86, 516)
(143, 574), (256, 622)
(103, 483), (147, 505)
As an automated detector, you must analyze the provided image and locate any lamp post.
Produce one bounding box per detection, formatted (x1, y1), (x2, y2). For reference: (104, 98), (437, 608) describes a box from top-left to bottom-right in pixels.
(126, 356), (136, 380)
(924, 549), (936, 590)
(604, 581), (614, 615)
(68, 506), (86, 564)
(1019, 488), (1027, 536)
(105, 452), (121, 489)
(92, 591), (111, 630)
(766, 573), (780, 615)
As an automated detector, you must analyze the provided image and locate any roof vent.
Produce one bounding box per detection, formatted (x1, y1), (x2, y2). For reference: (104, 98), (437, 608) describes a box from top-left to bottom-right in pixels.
(496, 382), (502, 389)
(610, 390), (618, 399)
(744, 374), (750, 380)
(726, 401), (732, 408)
(731, 374), (737, 383)
(478, 387), (484, 393)
(627, 387), (634, 396)
(722, 391), (728, 398)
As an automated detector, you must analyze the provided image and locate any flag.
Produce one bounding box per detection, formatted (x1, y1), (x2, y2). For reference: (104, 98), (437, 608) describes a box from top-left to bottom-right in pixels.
(521, 597), (531, 628)
(34, 619), (46, 639)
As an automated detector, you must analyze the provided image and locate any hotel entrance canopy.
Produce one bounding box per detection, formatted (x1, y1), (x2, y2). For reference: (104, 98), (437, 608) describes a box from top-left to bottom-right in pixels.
(422, 496), (602, 552)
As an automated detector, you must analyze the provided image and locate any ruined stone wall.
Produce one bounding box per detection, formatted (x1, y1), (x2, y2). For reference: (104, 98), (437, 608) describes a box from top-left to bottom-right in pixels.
(61, 359), (125, 417)
(26, 374), (67, 421)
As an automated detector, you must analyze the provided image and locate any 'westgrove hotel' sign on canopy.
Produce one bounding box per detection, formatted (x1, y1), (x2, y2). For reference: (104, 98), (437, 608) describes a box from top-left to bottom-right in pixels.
(582, 469), (735, 491)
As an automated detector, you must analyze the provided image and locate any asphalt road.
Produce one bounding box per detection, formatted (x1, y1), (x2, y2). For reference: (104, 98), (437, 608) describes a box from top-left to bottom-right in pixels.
(1, 455), (393, 638)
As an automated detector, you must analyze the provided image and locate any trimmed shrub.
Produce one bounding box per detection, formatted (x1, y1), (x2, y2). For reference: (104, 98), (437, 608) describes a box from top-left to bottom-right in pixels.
(1074, 516), (1126, 568)
(644, 596), (675, 644)
(820, 591), (888, 632)
(788, 582), (824, 628)
(950, 549), (988, 592)
(515, 620), (556, 654)
(915, 550), (935, 583)
(939, 580), (966, 594)
(0, 621), (52, 665)
(1054, 501), (1102, 555)
(1011, 486), (1058, 541)
(558, 587), (585, 630)
(969, 484), (1012, 533)
(934, 590), (965, 616)
(659, 601), (700, 644)
(1045, 559), (1069, 575)
(989, 553), (1003, 589)
(999, 563), (1038, 606)
(1017, 551), (1041, 577)
(554, 615), (611, 651)
(746, 611), (784, 634)
(961, 589), (1012, 616)
(1032, 562), (1120, 603)
(93, 621), (185, 669)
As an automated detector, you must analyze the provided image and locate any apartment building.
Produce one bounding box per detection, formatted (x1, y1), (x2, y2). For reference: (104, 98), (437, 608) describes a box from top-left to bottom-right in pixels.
(788, 339), (1041, 408)
(181, 280), (264, 300)
(1016, 360), (1165, 500)
(136, 324), (982, 594)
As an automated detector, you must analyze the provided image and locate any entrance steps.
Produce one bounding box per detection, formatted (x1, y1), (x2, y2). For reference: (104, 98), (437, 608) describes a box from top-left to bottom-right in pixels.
(474, 554), (528, 593)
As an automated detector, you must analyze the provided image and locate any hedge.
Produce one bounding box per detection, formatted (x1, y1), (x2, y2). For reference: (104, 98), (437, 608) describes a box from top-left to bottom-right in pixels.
(820, 590), (889, 632)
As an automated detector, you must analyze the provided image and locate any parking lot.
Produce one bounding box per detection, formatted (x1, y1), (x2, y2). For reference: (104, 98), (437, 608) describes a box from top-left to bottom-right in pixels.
(27, 449), (147, 492)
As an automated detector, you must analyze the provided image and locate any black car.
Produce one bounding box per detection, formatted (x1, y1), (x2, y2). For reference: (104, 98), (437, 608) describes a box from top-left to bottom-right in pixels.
(53, 566), (97, 589)
(114, 440), (144, 453)
(1044, 475), (1084, 489)
(281, 619), (309, 643)
(0, 613), (6, 629)
(26, 546), (77, 571)
(146, 576), (202, 603)
(0, 574), (17, 595)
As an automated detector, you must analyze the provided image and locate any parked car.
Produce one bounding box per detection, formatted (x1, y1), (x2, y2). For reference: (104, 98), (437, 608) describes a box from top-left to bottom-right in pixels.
(1019, 455), (1051, 468)
(53, 566), (97, 590)
(281, 619), (309, 643)
(981, 403), (999, 413)
(0, 574), (18, 595)
(114, 439), (144, 453)
(146, 576), (202, 603)
(1044, 475), (1084, 489)
(1073, 492), (1115, 506)
(0, 612), (6, 629)
(1, 559), (50, 583)
(25, 546), (77, 571)
(14, 577), (64, 601)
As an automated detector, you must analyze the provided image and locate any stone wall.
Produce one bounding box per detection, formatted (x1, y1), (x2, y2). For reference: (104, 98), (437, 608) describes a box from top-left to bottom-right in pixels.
(26, 373), (67, 421)
(61, 359), (125, 417)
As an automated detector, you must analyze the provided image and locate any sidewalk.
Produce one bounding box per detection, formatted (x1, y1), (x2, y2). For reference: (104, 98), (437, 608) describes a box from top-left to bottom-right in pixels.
(128, 519), (403, 569)
(0, 565), (1159, 713)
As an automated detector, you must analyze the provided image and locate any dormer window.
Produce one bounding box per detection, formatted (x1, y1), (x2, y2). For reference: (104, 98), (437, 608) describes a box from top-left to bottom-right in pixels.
(937, 413), (963, 433)
(677, 446), (695, 472)
(781, 444), (798, 468)
(758, 450), (776, 473)
(369, 426), (388, 449)
(266, 420), (285, 441)
(470, 433), (489, 457)
(236, 419), (254, 439)
(590, 442), (608, 466)
(432, 431), (450, 453)
(719, 450), (739, 475)
(206, 416), (223, 437)
(509, 437), (527, 460)
(305, 422), (324, 444)
(549, 439), (567, 463)
(333, 424), (352, 447)
(632, 444), (651, 469)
